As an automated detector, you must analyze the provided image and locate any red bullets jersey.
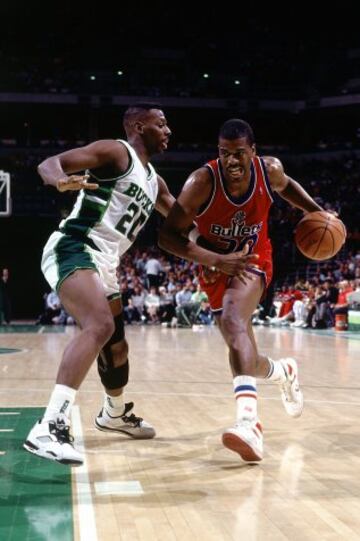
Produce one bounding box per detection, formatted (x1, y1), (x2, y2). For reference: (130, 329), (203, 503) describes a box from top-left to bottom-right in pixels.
(196, 156), (274, 311)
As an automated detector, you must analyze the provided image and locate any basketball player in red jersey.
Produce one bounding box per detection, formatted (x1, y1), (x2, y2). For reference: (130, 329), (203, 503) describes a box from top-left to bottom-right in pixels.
(160, 119), (323, 462)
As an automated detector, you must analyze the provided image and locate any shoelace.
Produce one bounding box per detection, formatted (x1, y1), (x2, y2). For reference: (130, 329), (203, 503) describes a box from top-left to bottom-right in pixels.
(121, 402), (143, 427)
(282, 379), (293, 402)
(281, 365), (294, 402)
(235, 419), (256, 431)
(49, 421), (74, 444)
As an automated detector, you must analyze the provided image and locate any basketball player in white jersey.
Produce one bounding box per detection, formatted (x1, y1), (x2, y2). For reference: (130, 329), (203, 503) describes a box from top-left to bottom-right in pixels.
(23, 103), (175, 465)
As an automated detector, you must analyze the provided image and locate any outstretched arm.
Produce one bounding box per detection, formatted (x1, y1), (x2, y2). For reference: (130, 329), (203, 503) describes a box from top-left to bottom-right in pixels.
(37, 140), (129, 192)
(159, 167), (258, 278)
(155, 175), (176, 216)
(264, 156), (323, 213)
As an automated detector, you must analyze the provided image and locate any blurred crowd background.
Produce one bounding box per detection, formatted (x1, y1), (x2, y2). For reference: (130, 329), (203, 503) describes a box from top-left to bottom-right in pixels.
(0, 4), (359, 322)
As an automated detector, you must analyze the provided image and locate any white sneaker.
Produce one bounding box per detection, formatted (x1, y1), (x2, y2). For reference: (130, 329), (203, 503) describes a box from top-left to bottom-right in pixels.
(95, 402), (156, 439)
(23, 414), (83, 466)
(279, 358), (303, 417)
(222, 418), (263, 462)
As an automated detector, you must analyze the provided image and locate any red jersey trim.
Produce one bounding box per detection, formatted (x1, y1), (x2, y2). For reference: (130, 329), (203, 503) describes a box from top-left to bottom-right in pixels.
(218, 160), (257, 207)
(196, 163), (218, 218)
(258, 157), (274, 203)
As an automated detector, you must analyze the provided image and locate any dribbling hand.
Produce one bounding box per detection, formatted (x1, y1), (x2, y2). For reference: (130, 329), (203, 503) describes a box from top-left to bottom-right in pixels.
(56, 174), (99, 192)
(214, 243), (259, 285)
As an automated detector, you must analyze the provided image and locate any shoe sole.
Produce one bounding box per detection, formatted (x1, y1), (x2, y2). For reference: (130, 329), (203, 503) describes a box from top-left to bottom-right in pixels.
(94, 420), (156, 440)
(222, 433), (262, 462)
(23, 441), (83, 466)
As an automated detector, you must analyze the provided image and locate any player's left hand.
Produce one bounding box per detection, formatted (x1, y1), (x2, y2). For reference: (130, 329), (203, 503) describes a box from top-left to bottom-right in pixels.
(56, 174), (99, 192)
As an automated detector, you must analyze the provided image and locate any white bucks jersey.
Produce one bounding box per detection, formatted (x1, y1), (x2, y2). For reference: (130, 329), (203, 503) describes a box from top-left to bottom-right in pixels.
(59, 140), (159, 256)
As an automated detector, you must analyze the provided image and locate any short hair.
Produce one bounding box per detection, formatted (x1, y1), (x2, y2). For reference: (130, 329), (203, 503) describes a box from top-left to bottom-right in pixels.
(219, 119), (255, 145)
(123, 102), (163, 131)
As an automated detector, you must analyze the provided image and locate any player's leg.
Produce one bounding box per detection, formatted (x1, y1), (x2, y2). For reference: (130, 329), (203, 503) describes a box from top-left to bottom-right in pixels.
(217, 275), (264, 461)
(218, 274), (264, 375)
(95, 297), (155, 439)
(24, 269), (114, 466)
(57, 270), (115, 386)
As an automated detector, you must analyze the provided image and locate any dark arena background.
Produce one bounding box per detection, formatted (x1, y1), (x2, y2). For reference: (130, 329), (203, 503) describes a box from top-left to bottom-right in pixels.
(1, 5), (360, 541)
(1, 5), (359, 318)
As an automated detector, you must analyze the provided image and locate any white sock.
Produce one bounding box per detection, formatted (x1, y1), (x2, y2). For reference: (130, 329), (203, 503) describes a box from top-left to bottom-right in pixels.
(43, 384), (76, 422)
(104, 392), (125, 415)
(233, 375), (257, 421)
(266, 358), (287, 383)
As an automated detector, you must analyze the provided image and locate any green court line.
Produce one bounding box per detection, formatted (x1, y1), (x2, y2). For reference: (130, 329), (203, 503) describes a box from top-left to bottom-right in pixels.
(276, 326), (360, 341)
(299, 328), (360, 340)
(0, 325), (65, 334)
(0, 407), (74, 541)
(43, 325), (66, 334)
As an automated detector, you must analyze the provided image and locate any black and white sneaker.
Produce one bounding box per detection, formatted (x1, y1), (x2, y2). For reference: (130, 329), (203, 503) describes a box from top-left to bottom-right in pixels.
(95, 402), (156, 439)
(23, 414), (83, 466)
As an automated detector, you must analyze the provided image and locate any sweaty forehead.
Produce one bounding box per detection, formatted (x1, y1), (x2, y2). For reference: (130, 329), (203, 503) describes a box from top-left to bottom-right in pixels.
(218, 136), (250, 150)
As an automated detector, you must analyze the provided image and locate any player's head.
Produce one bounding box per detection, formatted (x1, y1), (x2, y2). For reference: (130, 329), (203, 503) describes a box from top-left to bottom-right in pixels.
(218, 119), (256, 181)
(123, 102), (171, 154)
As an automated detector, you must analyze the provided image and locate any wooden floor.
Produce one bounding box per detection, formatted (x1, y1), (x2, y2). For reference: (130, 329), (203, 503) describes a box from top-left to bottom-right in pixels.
(1, 324), (360, 541)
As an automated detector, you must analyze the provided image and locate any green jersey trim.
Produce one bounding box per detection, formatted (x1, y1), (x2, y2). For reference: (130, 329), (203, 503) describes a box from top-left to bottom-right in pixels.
(61, 182), (117, 239)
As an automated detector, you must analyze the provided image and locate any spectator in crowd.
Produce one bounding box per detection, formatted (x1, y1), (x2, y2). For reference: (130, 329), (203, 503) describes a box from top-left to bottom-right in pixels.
(0, 268), (11, 325)
(191, 283), (208, 305)
(347, 279), (360, 307)
(144, 286), (160, 323)
(120, 280), (134, 308)
(145, 251), (163, 289)
(37, 290), (61, 325)
(158, 285), (176, 325)
(165, 273), (177, 294)
(124, 298), (141, 324)
(315, 279), (339, 328)
(197, 300), (213, 326)
(333, 280), (354, 318)
(129, 285), (146, 321)
(175, 280), (193, 307)
(135, 252), (148, 275)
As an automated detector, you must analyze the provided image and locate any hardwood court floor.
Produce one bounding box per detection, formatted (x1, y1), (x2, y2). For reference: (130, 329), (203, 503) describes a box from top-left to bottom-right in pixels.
(1, 323), (360, 541)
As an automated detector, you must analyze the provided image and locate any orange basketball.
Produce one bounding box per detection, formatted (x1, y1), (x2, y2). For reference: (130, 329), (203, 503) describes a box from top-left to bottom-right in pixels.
(294, 211), (346, 261)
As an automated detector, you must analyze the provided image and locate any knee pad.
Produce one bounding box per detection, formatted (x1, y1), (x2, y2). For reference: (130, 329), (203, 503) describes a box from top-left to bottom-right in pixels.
(97, 311), (128, 389)
(108, 312), (125, 345)
(98, 357), (129, 389)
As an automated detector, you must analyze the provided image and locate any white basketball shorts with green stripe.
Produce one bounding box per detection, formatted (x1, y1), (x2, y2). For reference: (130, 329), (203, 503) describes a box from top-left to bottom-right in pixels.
(41, 231), (119, 296)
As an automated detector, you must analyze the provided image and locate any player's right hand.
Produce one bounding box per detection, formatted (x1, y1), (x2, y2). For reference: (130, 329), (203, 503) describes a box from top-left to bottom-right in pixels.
(214, 244), (259, 284)
(56, 174), (99, 192)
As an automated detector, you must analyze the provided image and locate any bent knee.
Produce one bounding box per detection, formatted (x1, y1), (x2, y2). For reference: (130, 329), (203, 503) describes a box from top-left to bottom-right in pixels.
(88, 316), (115, 346)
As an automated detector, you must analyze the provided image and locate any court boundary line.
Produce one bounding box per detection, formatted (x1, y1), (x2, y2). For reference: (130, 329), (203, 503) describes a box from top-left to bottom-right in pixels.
(72, 405), (98, 541)
(2, 391), (360, 407)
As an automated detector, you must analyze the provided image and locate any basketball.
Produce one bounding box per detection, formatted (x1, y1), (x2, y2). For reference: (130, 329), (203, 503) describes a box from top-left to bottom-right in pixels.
(294, 211), (346, 260)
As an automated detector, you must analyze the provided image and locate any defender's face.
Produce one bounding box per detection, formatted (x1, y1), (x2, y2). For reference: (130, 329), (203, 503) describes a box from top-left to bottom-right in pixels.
(141, 109), (171, 154)
(218, 137), (255, 181)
